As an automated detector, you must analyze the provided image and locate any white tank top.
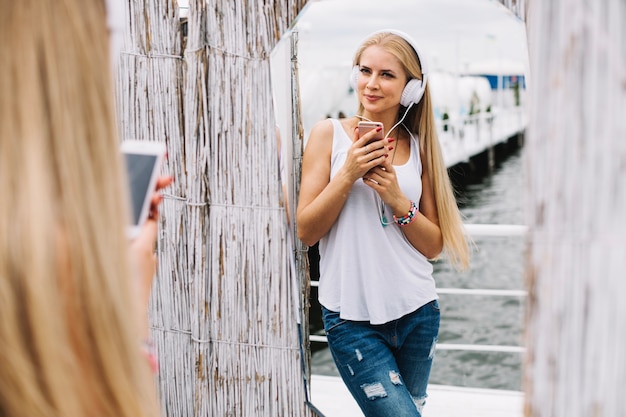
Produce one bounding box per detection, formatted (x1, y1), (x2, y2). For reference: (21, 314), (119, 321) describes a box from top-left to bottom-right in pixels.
(318, 119), (437, 325)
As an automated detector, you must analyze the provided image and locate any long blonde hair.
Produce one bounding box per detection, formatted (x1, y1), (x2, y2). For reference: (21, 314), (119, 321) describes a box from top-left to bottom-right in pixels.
(0, 1), (160, 416)
(354, 32), (470, 270)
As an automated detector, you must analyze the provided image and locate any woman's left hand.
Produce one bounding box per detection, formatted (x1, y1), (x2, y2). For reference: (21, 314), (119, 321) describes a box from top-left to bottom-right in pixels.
(363, 164), (411, 215)
(365, 159), (444, 259)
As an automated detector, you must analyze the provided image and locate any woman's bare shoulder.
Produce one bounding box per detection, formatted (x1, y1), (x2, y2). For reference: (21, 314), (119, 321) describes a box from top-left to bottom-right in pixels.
(306, 118), (336, 149)
(311, 117), (335, 136)
(319, 116), (356, 141)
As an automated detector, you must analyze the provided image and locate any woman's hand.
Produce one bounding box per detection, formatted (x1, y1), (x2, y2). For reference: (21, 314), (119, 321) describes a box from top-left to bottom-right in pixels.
(129, 175), (173, 335)
(363, 163), (410, 215)
(365, 157), (444, 259)
(343, 125), (393, 181)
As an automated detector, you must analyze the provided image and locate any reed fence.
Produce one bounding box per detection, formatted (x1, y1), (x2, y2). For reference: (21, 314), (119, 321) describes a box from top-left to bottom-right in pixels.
(117, 1), (310, 416)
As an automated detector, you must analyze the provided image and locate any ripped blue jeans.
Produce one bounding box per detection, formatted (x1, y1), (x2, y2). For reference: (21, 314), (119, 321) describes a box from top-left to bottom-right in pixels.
(321, 300), (440, 417)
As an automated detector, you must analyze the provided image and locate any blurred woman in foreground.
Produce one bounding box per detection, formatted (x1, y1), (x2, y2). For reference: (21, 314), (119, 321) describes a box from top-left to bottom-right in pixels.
(0, 1), (169, 416)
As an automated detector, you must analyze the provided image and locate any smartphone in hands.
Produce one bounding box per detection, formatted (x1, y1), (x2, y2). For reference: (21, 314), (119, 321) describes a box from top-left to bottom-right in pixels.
(120, 140), (166, 239)
(358, 121), (384, 144)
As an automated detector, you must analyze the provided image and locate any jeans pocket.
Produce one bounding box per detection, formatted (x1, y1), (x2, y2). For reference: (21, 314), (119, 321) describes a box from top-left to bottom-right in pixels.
(429, 299), (440, 312)
(321, 307), (349, 335)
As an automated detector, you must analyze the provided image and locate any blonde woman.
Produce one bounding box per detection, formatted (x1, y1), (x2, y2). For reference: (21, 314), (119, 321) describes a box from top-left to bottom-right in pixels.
(0, 1), (170, 417)
(297, 30), (469, 417)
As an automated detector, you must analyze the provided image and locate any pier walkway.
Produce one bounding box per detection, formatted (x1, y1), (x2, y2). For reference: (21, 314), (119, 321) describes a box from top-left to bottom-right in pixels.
(311, 374), (524, 417)
(439, 106), (527, 168)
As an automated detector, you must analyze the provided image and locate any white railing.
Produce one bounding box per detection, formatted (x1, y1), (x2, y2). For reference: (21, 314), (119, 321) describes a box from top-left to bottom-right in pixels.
(464, 223), (527, 236)
(310, 223), (527, 354)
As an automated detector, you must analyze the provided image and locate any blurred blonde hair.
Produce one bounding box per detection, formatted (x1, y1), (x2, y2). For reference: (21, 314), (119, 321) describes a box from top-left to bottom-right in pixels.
(0, 1), (160, 416)
(354, 32), (470, 270)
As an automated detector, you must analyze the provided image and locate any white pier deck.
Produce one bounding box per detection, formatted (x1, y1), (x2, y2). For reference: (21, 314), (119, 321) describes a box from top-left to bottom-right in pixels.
(311, 374), (524, 417)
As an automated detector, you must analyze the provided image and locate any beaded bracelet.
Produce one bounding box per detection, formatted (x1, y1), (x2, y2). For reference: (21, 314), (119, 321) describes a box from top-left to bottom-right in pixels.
(393, 201), (418, 226)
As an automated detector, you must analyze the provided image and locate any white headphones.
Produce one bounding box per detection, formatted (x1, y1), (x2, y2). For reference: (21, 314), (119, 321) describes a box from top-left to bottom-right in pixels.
(349, 29), (429, 107)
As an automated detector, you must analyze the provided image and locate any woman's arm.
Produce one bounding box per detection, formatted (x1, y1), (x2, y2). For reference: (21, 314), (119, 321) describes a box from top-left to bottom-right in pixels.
(296, 119), (388, 246)
(394, 161), (443, 259)
(130, 175), (173, 339)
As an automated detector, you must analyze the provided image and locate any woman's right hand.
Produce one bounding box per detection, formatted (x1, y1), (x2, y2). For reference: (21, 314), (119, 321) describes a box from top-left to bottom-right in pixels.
(296, 119), (395, 246)
(344, 125), (393, 181)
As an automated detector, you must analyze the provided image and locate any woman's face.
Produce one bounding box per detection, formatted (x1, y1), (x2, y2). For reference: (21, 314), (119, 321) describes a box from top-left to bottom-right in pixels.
(356, 45), (407, 115)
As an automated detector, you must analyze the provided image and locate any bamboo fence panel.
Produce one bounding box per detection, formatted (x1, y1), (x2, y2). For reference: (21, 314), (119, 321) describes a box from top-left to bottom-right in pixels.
(288, 31), (312, 398)
(117, 1), (311, 416)
(523, 1), (626, 416)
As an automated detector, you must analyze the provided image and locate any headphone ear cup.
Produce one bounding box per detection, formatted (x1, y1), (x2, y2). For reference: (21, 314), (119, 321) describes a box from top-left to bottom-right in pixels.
(401, 78), (425, 107)
(349, 66), (359, 90)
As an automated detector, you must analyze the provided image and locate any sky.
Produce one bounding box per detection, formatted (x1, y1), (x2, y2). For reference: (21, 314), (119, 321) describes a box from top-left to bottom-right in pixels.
(291, 0), (528, 72)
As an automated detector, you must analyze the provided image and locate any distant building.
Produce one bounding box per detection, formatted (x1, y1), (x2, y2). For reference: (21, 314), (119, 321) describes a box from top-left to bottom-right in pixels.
(464, 59), (527, 90)
(463, 59), (527, 108)
(428, 72), (493, 121)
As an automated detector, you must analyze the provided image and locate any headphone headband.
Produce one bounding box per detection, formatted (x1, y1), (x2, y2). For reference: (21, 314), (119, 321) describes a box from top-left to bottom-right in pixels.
(365, 29), (428, 78)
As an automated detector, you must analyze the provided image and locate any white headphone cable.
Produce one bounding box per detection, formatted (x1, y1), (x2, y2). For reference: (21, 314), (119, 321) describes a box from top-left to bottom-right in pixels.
(355, 102), (414, 141)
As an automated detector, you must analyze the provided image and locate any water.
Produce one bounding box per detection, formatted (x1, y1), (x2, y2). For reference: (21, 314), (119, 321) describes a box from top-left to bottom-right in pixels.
(310, 145), (526, 392)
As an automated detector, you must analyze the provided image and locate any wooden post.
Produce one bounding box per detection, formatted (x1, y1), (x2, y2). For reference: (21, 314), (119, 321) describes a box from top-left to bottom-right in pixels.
(498, 0), (527, 20)
(117, 1), (311, 416)
(521, 1), (626, 416)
